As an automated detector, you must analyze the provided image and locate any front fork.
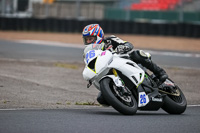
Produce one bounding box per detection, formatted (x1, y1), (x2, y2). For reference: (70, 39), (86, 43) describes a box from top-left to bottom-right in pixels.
(87, 68), (131, 97)
(111, 69), (131, 96)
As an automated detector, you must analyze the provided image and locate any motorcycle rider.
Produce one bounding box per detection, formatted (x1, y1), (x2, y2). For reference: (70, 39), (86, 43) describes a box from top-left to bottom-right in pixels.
(82, 24), (168, 106)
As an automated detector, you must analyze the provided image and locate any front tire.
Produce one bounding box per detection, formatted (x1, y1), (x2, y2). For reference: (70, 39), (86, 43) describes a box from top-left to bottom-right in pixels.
(100, 77), (137, 115)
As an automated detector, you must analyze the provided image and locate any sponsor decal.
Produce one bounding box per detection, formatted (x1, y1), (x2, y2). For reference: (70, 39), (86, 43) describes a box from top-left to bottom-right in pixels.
(101, 51), (106, 56)
(152, 97), (162, 102)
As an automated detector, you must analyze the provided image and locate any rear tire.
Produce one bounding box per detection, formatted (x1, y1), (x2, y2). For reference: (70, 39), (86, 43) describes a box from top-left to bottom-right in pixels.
(162, 85), (187, 114)
(100, 77), (137, 115)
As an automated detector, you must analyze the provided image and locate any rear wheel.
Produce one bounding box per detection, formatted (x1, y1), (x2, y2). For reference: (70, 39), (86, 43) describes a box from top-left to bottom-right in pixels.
(161, 85), (187, 114)
(100, 77), (137, 115)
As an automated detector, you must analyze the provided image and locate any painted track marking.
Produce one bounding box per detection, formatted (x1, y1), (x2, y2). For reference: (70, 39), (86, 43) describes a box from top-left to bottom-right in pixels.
(16, 40), (200, 58)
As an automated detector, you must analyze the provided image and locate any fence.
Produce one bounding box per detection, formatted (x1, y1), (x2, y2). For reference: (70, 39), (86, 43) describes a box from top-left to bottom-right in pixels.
(32, 3), (104, 19)
(0, 0), (200, 38)
(0, 17), (199, 38)
(105, 8), (200, 22)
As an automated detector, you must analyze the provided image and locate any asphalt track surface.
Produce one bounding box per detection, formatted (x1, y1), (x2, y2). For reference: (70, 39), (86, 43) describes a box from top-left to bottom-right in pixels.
(0, 40), (200, 133)
(0, 106), (200, 133)
(0, 40), (200, 69)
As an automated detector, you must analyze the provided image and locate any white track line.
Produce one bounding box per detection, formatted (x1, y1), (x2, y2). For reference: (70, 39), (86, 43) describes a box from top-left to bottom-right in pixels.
(16, 40), (200, 58)
(187, 105), (200, 107)
(16, 40), (84, 48)
(0, 105), (200, 111)
(147, 50), (200, 58)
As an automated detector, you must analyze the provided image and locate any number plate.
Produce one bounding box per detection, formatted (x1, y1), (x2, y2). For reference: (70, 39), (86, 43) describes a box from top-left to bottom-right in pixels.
(86, 50), (96, 64)
(138, 92), (149, 107)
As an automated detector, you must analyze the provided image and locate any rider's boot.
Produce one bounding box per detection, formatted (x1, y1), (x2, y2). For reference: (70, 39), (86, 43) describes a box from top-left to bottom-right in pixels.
(129, 50), (168, 83)
(145, 60), (168, 83)
(97, 92), (110, 106)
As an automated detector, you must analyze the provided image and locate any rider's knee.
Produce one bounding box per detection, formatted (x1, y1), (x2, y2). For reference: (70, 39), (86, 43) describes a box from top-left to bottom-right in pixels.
(138, 50), (151, 59)
(130, 50), (151, 62)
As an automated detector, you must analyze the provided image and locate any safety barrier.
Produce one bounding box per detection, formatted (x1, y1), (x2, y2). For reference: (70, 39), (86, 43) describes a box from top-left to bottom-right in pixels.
(0, 17), (199, 38)
(105, 9), (200, 22)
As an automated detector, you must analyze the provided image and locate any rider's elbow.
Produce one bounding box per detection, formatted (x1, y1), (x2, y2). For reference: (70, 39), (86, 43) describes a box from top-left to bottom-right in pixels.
(124, 42), (134, 51)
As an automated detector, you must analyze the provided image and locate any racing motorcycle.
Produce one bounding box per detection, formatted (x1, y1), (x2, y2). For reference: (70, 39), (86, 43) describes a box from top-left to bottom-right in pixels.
(82, 44), (187, 115)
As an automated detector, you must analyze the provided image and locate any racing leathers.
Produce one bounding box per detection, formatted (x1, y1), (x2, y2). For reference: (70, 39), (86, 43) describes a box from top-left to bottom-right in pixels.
(97, 35), (168, 106)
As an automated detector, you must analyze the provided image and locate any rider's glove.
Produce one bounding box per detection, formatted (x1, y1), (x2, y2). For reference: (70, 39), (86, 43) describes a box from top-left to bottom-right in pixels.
(115, 45), (130, 54)
(104, 35), (134, 53)
(104, 35), (124, 45)
(104, 35), (126, 51)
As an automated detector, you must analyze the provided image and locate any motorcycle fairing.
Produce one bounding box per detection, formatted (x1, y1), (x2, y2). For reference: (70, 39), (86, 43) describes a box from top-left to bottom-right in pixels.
(83, 49), (113, 81)
(108, 56), (145, 87)
(83, 50), (145, 89)
(137, 84), (164, 110)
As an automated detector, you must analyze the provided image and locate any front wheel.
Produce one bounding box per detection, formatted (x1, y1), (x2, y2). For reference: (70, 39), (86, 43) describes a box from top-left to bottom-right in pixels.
(161, 85), (187, 114)
(100, 77), (137, 115)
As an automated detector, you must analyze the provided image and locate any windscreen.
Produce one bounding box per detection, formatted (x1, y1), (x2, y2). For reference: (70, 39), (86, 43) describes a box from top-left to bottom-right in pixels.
(83, 44), (104, 58)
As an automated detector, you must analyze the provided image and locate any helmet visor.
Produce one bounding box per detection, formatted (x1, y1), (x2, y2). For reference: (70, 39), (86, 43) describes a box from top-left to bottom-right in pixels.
(83, 36), (97, 45)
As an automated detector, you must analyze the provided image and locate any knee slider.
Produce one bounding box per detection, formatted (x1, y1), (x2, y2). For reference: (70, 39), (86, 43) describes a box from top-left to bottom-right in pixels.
(129, 50), (151, 65)
(138, 50), (151, 59)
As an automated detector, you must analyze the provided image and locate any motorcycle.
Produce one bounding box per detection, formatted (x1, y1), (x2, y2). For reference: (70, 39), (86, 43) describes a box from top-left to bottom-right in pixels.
(82, 44), (187, 115)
